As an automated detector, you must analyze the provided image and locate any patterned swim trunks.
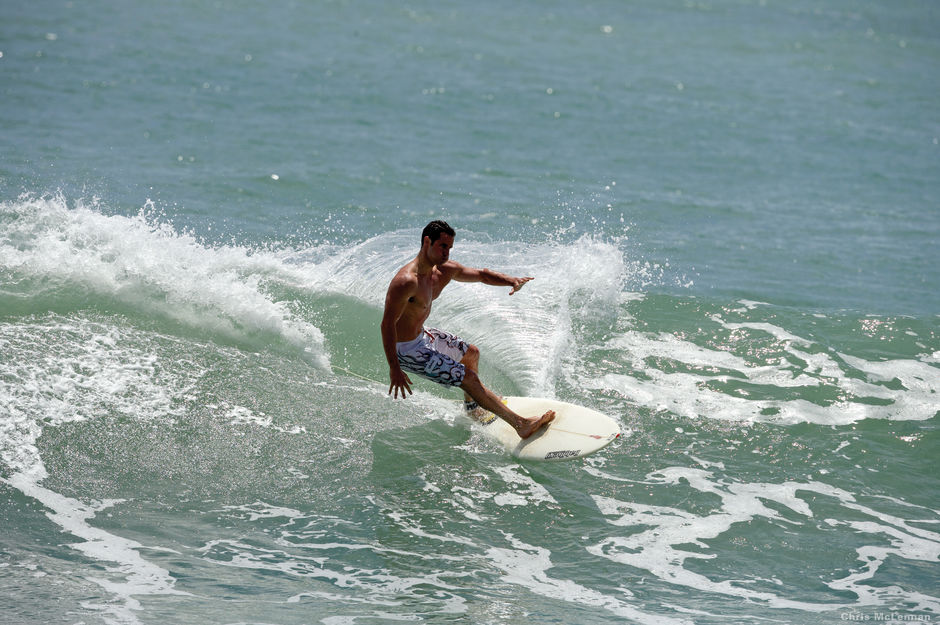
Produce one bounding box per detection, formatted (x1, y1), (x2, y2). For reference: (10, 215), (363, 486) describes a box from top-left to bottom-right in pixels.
(396, 328), (469, 387)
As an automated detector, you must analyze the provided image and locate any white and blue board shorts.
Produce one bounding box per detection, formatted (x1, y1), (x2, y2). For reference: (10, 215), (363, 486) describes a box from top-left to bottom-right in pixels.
(396, 328), (469, 387)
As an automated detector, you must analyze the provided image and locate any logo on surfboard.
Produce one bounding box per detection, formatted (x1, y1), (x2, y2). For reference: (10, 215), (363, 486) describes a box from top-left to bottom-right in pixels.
(544, 449), (580, 460)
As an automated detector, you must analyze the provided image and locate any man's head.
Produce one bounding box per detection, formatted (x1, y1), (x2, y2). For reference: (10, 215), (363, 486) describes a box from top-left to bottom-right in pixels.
(421, 220), (455, 245)
(421, 220), (455, 265)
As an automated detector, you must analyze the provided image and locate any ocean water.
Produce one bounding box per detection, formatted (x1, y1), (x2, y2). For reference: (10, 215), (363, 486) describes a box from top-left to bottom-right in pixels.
(1, 1), (938, 624)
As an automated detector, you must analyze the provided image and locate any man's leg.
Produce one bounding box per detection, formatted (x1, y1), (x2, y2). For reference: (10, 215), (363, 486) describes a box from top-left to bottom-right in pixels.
(459, 344), (481, 410)
(459, 368), (554, 440)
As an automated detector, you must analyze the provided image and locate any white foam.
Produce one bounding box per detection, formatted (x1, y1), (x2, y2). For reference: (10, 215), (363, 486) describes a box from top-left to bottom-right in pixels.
(586, 321), (940, 425)
(308, 229), (632, 395)
(491, 465), (557, 507)
(0, 316), (195, 623)
(285, 231), (414, 307)
(278, 229), (633, 396)
(384, 509), (479, 547)
(486, 532), (691, 625)
(0, 318), (190, 476)
(201, 532), (469, 613)
(436, 234), (628, 395)
(0, 193), (327, 365)
(220, 402), (306, 434)
(221, 501), (304, 522)
(826, 500), (940, 611)
(590, 468), (940, 613)
(4, 467), (188, 625)
(715, 319), (814, 347)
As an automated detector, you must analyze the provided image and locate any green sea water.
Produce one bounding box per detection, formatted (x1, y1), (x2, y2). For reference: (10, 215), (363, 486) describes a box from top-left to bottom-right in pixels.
(1, 1), (938, 624)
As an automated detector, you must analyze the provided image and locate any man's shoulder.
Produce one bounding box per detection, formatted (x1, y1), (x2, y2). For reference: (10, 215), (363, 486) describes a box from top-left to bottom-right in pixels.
(440, 260), (481, 283)
(438, 260), (466, 276)
(388, 263), (419, 292)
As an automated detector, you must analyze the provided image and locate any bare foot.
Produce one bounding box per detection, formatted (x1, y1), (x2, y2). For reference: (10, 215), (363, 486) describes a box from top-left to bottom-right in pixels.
(464, 400), (486, 419)
(467, 405), (487, 419)
(517, 410), (555, 439)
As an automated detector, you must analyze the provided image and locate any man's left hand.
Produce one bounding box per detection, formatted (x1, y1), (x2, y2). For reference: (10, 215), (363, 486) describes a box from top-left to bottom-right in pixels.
(509, 277), (533, 295)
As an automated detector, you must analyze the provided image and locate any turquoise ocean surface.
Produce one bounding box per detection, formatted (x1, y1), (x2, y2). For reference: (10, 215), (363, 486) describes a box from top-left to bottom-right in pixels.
(2, 1), (938, 623)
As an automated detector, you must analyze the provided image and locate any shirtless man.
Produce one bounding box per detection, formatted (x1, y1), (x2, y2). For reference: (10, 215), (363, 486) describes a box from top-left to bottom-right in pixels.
(381, 220), (555, 439)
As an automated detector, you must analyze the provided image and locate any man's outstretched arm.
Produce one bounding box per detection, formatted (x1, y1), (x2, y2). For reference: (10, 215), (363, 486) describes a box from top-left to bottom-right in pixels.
(450, 263), (533, 295)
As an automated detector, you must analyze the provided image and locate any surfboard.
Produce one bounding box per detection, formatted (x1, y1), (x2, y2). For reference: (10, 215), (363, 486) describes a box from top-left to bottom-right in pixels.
(471, 397), (620, 461)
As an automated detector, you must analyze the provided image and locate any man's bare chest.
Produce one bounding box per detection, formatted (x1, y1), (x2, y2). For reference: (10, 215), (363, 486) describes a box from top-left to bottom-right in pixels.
(409, 272), (446, 308)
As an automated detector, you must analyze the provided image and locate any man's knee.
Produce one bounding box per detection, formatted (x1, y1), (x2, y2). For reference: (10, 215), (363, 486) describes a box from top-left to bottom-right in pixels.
(463, 344), (480, 366)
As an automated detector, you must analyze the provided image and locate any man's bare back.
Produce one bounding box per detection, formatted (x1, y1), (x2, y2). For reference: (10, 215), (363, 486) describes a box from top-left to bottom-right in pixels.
(380, 221), (554, 440)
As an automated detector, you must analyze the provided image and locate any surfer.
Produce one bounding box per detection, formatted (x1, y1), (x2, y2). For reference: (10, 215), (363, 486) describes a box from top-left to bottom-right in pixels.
(381, 220), (555, 440)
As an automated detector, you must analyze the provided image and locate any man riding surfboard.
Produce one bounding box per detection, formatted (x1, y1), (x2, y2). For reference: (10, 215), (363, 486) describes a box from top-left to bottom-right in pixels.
(381, 220), (555, 439)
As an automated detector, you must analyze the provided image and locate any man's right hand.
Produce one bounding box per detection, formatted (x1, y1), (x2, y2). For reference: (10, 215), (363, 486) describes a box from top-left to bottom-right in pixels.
(388, 368), (413, 399)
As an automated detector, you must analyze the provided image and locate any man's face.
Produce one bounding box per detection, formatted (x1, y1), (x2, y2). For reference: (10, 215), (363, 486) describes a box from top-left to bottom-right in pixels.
(426, 233), (454, 265)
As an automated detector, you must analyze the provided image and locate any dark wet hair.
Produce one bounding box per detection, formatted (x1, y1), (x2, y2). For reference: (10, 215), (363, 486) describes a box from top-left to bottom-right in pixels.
(421, 220), (455, 244)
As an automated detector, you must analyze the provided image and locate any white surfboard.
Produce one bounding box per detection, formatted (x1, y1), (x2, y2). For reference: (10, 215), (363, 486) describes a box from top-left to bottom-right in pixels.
(471, 397), (620, 461)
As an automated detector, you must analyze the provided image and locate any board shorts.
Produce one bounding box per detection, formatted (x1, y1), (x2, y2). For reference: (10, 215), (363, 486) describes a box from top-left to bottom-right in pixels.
(396, 328), (469, 388)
